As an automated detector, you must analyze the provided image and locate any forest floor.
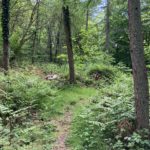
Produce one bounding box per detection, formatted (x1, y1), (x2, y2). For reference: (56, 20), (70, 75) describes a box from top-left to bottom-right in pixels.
(51, 89), (97, 150)
(1, 86), (97, 150)
(51, 109), (72, 150)
(51, 93), (93, 150)
(0, 66), (98, 150)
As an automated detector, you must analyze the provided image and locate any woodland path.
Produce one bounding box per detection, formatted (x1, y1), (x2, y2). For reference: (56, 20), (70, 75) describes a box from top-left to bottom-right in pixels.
(51, 98), (91, 150)
(51, 110), (72, 150)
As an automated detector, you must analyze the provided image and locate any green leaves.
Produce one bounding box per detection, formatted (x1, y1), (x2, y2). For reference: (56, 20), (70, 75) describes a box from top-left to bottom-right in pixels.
(68, 71), (150, 149)
(0, 68), (57, 110)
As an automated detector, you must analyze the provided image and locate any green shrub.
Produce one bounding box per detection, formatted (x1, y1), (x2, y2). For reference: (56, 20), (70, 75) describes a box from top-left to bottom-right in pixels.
(0, 69), (56, 111)
(69, 72), (150, 150)
(113, 129), (150, 150)
(87, 64), (115, 81)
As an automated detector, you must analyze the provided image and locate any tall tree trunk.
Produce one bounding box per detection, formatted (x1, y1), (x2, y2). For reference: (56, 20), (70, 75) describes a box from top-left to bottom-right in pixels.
(128, 0), (149, 129)
(105, 0), (110, 51)
(62, 6), (75, 84)
(47, 25), (53, 62)
(85, 0), (92, 31)
(32, 0), (40, 64)
(54, 15), (63, 63)
(32, 30), (37, 64)
(54, 31), (60, 63)
(2, 0), (10, 71)
(86, 7), (89, 31)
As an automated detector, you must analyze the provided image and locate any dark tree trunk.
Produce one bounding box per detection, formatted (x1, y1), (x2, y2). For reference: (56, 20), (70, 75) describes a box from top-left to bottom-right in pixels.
(128, 0), (149, 129)
(2, 0), (10, 71)
(32, 0), (40, 64)
(54, 16), (62, 63)
(32, 30), (37, 64)
(47, 25), (53, 62)
(105, 0), (110, 51)
(62, 6), (75, 84)
(54, 31), (60, 63)
(76, 33), (84, 55)
(85, 0), (92, 31)
(86, 7), (89, 31)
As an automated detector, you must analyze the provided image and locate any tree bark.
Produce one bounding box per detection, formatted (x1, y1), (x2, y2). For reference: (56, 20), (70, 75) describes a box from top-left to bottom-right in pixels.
(105, 0), (110, 51)
(2, 0), (10, 71)
(62, 6), (75, 84)
(86, 7), (89, 31)
(32, 0), (40, 64)
(47, 25), (53, 62)
(54, 31), (60, 63)
(128, 0), (149, 129)
(85, 0), (92, 31)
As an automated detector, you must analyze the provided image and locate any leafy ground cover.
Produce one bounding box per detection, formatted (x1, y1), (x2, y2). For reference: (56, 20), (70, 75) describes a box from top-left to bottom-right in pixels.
(1, 63), (148, 150)
(0, 64), (99, 150)
(68, 72), (150, 150)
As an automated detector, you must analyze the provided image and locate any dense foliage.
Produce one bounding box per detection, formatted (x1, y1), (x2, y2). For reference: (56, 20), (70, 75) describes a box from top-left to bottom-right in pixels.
(0, 0), (150, 149)
(69, 72), (150, 150)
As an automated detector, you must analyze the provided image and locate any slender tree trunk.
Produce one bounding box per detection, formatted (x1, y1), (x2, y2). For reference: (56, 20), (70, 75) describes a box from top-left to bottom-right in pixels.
(2, 0), (10, 71)
(105, 0), (110, 51)
(54, 31), (60, 63)
(76, 33), (84, 55)
(62, 6), (75, 84)
(128, 0), (149, 129)
(32, 30), (37, 64)
(86, 7), (89, 31)
(47, 25), (53, 62)
(54, 15), (63, 63)
(32, 0), (40, 64)
(11, 2), (39, 62)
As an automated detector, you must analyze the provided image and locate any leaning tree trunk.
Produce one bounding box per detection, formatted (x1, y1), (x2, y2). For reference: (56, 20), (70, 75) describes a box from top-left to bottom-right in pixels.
(128, 0), (149, 129)
(2, 0), (10, 71)
(62, 6), (75, 84)
(105, 0), (110, 51)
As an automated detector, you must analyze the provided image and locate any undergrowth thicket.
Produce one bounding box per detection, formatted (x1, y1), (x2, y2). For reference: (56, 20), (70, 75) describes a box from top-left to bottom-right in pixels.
(1, 63), (150, 150)
(68, 72), (150, 150)
(0, 63), (107, 149)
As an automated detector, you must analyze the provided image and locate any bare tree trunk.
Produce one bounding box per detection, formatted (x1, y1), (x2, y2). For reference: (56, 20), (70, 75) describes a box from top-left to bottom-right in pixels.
(54, 31), (60, 63)
(105, 0), (110, 51)
(63, 6), (75, 84)
(54, 16), (62, 63)
(47, 25), (53, 62)
(85, 0), (92, 31)
(32, 30), (37, 64)
(32, 0), (40, 64)
(2, 0), (10, 72)
(86, 7), (89, 31)
(128, 0), (149, 129)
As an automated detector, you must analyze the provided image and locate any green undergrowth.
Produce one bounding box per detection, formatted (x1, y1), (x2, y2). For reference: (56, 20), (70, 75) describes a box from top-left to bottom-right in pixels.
(0, 69), (57, 111)
(0, 68), (57, 149)
(0, 64), (101, 149)
(68, 72), (150, 150)
(0, 122), (55, 150)
(43, 85), (98, 118)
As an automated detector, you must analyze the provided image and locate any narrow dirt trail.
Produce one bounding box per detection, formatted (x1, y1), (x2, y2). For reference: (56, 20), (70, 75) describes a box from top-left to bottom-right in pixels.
(51, 110), (72, 150)
(49, 89), (97, 150)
